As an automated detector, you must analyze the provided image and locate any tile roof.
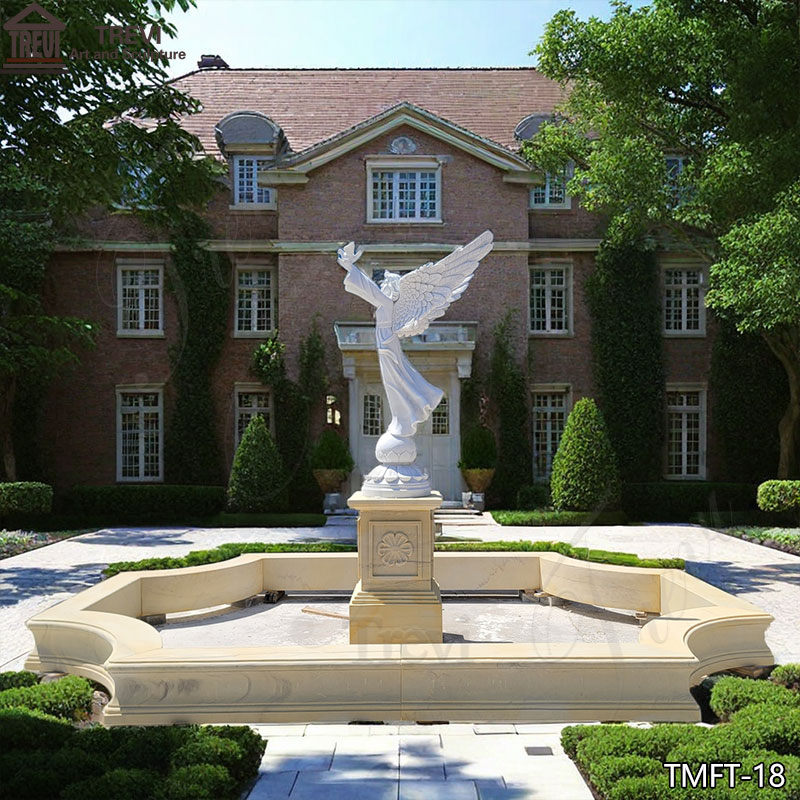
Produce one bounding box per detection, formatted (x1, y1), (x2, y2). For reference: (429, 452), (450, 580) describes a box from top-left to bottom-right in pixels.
(170, 68), (565, 155)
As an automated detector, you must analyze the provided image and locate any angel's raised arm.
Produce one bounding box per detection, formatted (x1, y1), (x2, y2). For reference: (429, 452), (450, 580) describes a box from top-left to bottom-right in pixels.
(338, 242), (391, 309)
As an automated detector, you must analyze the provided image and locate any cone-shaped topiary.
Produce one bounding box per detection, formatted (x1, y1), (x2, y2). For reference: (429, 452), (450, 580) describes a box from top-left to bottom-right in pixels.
(227, 416), (287, 512)
(550, 398), (621, 511)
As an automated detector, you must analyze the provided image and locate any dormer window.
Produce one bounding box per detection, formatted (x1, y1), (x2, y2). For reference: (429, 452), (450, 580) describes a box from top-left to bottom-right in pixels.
(233, 156), (275, 207)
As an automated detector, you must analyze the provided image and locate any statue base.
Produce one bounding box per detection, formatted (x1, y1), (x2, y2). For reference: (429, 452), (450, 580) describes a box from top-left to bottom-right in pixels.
(347, 490), (443, 644)
(362, 463), (432, 497)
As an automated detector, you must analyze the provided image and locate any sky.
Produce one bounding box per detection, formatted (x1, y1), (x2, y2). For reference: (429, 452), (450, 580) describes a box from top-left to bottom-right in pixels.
(161, 0), (643, 79)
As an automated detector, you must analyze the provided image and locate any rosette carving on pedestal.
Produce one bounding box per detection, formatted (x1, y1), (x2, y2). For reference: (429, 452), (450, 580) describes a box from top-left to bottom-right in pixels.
(377, 531), (414, 566)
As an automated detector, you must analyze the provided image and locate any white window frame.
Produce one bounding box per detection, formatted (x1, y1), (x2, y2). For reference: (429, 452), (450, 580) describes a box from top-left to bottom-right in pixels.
(431, 394), (450, 436)
(234, 263), (276, 338)
(116, 385), (164, 483)
(231, 155), (277, 209)
(363, 393), (383, 436)
(529, 260), (573, 336)
(116, 259), (164, 337)
(665, 384), (707, 480)
(366, 157), (442, 223)
(662, 261), (706, 337)
(529, 165), (572, 210)
(233, 383), (274, 448)
(532, 384), (571, 482)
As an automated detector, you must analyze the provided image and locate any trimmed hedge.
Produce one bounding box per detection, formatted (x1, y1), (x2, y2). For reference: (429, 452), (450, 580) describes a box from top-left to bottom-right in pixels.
(62, 485), (226, 521)
(771, 663), (800, 691)
(104, 538), (684, 577)
(726, 703), (800, 755)
(0, 481), (52, 518)
(551, 398), (621, 511)
(493, 509), (627, 527)
(515, 484), (551, 509)
(622, 482), (756, 522)
(710, 675), (800, 721)
(0, 674), (93, 720)
(0, 669), (40, 690)
(0, 704), (267, 800)
(758, 480), (800, 513)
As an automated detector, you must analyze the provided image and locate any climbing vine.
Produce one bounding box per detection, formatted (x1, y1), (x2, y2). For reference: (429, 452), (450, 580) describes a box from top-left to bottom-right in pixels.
(162, 213), (231, 485)
(487, 311), (531, 508)
(710, 319), (787, 482)
(250, 319), (328, 510)
(585, 240), (664, 483)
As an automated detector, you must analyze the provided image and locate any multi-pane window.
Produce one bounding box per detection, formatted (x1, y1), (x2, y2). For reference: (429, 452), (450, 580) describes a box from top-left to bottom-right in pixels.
(432, 395), (449, 435)
(235, 390), (272, 446)
(363, 394), (383, 436)
(666, 389), (705, 478)
(233, 157), (274, 205)
(117, 390), (162, 481)
(326, 395), (342, 427)
(664, 268), (704, 334)
(236, 268), (274, 335)
(370, 169), (439, 221)
(532, 391), (568, 480)
(530, 265), (571, 334)
(530, 169), (569, 208)
(118, 265), (162, 334)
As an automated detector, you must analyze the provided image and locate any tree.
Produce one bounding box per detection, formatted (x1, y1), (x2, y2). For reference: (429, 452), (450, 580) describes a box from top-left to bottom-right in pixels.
(550, 398), (620, 511)
(0, 0), (219, 478)
(227, 416), (287, 513)
(524, 0), (800, 476)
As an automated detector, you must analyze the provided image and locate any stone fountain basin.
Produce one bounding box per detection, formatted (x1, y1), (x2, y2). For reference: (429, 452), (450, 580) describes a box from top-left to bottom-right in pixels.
(25, 552), (773, 725)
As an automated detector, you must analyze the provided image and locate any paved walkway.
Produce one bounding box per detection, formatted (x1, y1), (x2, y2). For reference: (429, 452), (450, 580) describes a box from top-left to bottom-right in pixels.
(247, 722), (593, 800)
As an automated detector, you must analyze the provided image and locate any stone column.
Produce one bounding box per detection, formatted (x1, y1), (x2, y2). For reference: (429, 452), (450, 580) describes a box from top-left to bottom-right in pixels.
(348, 491), (443, 644)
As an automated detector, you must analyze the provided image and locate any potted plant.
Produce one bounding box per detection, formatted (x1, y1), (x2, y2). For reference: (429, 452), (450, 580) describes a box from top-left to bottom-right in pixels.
(458, 426), (497, 493)
(311, 429), (355, 493)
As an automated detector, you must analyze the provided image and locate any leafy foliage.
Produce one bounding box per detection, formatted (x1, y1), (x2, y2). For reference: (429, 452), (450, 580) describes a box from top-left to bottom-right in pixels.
(771, 664), (800, 692)
(0, 0), (219, 480)
(710, 676), (800, 721)
(516, 484), (550, 510)
(250, 338), (287, 386)
(710, 321), (787, 482)
(62, 484), (225, 521)
(458, 426), (497, 470)
(0, 671), (40, 691)
(0, 482), (52, 517)
(487, 312), (530, 507)
(550, 398), (621, 511)
(0, 674), (93, 721)
(492, 509), (628, 528)
(623, 481), (756, 522)
(757, 480), (800, 513)
(586, 240), (664, 482)
(162, 215), (232, 485)
(525, 0), (800, 477)
(227, 416), (287, 512)
(310, 429), (354, 472)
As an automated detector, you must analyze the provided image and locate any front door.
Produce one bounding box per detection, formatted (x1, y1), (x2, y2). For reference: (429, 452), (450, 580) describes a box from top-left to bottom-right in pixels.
(354, 370), (461, 500)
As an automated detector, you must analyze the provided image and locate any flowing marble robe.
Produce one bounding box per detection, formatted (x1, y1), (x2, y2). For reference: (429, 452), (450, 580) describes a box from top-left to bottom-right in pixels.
(344, 265), (443, 438)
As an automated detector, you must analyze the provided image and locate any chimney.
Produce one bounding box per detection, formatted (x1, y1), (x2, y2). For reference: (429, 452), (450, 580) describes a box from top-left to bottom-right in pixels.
(197, 54), (229, 70)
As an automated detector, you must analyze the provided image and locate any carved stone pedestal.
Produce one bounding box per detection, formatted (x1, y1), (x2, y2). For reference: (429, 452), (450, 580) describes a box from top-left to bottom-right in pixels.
(348, 491), (443, 644)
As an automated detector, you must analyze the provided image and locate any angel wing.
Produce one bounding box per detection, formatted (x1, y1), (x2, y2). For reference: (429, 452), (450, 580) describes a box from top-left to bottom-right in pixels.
(392, 231), (494, 338)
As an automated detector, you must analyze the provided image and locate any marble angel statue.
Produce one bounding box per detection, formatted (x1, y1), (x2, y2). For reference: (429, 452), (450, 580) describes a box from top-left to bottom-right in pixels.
(338, 230), (494, 496)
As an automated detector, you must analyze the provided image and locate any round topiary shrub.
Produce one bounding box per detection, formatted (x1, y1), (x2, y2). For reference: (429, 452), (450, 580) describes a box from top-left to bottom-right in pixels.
(227, 416), (287, 513)
(758, 480), (800, 521)
(310, 430), (355, 472)
(550, 398), (621, 511)
(459, 426), (498, 469)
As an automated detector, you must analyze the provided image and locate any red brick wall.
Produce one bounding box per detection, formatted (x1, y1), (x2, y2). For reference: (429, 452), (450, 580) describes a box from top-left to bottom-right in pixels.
(38, 122), (722, 491)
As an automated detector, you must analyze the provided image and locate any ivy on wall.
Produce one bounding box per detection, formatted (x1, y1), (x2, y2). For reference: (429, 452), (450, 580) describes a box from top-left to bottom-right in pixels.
(163, 213), (231, 485)
(585, 240), (664, 483)
(710, 319), (787, 482)
(487, 311), (531, 508)
(250, 319), (327, 511)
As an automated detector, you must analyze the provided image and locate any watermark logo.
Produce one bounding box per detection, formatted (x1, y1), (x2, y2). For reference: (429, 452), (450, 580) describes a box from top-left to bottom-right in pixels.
(2, 2), (65, 74)
(1, 1), (186, 74)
